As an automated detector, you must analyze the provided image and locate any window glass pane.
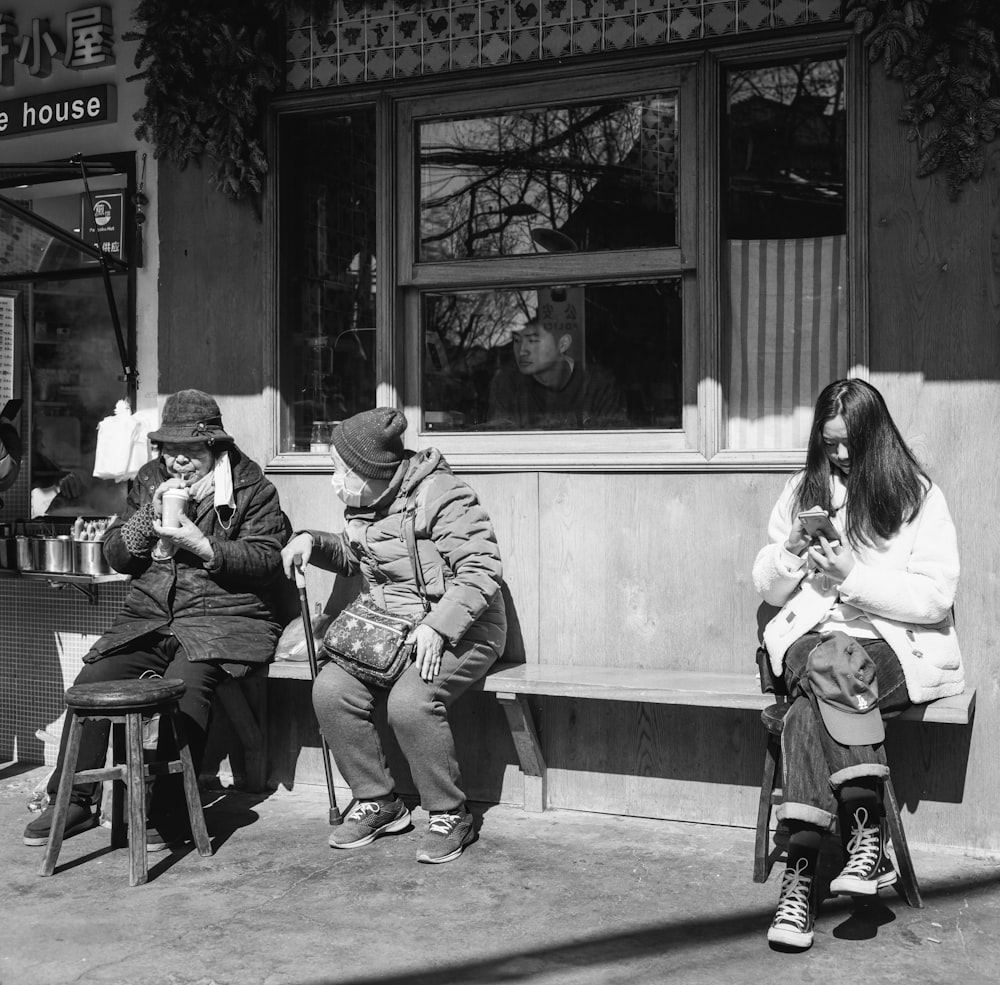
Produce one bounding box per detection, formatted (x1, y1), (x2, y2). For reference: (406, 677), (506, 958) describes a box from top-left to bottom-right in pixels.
(278, 109), (378, 453)
(418, 95), (678, 260)
(421, 280), (682, 431)
(0, 178), (128, 278)
(28, 276), (129, 518)
(723, 56), (848, 450)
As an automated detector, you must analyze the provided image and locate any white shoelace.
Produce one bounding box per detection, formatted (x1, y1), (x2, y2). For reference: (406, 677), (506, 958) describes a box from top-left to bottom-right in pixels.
(840, 806), (880, 876)
(427, 812), (462, 835)
(774, 857), (813, 928)
(348, 801), (383, 822)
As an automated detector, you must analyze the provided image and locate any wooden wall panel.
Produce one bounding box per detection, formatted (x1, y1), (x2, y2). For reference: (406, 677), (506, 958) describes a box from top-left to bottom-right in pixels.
(156, 162), (272, 468)
(863, 67), (1000, 852)
(536, 472), (783, 670)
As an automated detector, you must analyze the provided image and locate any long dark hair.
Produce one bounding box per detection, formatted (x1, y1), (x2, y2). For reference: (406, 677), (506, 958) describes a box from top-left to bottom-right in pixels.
(794, 379), (928, 546)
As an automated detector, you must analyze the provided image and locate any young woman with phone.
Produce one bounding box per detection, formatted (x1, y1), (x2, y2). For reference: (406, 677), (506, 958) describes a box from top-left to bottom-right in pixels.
(752, 379), (964, 950)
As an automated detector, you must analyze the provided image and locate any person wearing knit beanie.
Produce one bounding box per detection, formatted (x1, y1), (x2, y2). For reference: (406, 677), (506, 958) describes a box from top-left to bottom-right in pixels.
(331, 408), (407, 480)
(282, 404), (507, 864)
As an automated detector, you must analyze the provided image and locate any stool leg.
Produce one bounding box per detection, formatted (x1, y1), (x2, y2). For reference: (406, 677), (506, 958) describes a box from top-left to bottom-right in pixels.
(111, 721), (127, 849)
(168, 709), (213, 857)
(125, 711), (149, 887)
(39, 714), (85, 877)
(884, 777), (922, 908)
(754, 733), (780, 883)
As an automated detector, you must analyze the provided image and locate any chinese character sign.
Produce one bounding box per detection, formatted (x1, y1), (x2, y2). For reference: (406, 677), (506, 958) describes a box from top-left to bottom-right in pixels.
(65, 6), (114, 70)
(0, 6), (114, 86)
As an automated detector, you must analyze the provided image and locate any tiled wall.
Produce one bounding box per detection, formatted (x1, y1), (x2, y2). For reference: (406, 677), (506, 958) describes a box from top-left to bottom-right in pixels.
(286, 0), (844, 89)
(0, 580), (127, 766)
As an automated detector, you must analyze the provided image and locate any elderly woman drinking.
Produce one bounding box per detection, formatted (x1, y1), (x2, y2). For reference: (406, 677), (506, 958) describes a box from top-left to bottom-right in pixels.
(23, 389), (288, 851)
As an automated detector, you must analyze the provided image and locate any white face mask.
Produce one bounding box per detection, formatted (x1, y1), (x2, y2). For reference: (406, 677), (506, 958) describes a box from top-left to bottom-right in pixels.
(331, 469), (395, 509)
(330, 468), (372, 508)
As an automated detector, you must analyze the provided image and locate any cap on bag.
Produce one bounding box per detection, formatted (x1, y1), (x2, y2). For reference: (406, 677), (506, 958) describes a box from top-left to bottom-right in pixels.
(805, 632), (885, 746)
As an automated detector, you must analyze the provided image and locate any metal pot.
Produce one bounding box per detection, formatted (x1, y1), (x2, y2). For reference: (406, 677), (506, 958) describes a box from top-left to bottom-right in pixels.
(16, 536), (33, 571)
(31, 536), (73, 574)
(0, 523), (17, 569)
(73, 540), (111, 576)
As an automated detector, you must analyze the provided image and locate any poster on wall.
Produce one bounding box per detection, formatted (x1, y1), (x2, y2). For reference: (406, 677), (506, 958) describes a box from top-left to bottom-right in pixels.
(81, 190), (124, 261)
(0, 291), (18, 403)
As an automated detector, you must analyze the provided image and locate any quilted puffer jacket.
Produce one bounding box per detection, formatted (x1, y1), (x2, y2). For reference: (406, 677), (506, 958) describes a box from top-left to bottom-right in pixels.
(306, 448), (506, 656)
(85, 446), (288, 673)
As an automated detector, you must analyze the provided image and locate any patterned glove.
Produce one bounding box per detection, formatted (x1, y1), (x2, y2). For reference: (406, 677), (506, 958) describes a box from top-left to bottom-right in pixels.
(120, 503), (157, 557)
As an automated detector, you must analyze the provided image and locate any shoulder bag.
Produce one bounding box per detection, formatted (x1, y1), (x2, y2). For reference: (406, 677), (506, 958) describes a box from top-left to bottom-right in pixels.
(320, 501), (430, 687)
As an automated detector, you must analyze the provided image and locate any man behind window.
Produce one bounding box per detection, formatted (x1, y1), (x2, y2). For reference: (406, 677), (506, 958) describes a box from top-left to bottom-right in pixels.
(486, 317), (627, 430)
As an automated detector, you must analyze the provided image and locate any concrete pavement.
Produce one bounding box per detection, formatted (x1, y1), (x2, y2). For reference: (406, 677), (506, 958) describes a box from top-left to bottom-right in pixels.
(3, 762), (999, 985)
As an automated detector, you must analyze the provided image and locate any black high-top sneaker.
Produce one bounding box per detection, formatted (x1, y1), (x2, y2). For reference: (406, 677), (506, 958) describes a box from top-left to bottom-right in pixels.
(767, 857), (817, 950)
(830, 806), (897, 896)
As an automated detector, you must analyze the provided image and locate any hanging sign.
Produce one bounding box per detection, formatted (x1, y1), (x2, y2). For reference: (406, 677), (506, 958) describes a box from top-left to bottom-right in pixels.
(81, 189), (124, 260)
(0, 83), (115, 138)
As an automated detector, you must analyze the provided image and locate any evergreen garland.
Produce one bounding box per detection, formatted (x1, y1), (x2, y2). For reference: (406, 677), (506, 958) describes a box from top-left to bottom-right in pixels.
(124, 0), (289, 210)
(128, 1), (1000, 208)
(846, 0), (1000, 199)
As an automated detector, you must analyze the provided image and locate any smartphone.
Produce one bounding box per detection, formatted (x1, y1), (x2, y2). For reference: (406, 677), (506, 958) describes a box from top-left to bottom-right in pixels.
(797, 508), (839, 542)
(1, 398), (22, 421)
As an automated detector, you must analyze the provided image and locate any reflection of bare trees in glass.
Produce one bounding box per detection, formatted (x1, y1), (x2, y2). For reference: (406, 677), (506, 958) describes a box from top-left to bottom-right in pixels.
(418, 97), (677, 352)
(726, 58), (846, 238)
(420, 104), (634, 259)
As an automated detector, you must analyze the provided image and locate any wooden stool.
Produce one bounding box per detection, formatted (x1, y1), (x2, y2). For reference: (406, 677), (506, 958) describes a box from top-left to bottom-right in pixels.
(754, 700), (922, 908)
(40, 678), (213, 887)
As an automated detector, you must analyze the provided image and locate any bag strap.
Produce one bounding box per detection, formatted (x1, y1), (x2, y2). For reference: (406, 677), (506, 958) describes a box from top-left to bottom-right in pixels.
(402, 494), (431, 614)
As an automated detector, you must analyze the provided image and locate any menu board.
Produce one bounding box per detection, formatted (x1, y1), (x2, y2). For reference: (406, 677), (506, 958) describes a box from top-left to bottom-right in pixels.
(0, 291), (16, 403)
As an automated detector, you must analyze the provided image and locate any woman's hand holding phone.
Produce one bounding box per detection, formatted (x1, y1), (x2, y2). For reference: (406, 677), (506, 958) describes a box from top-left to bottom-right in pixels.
(784, 513), (812, 556)
(807, 533), (855, 583)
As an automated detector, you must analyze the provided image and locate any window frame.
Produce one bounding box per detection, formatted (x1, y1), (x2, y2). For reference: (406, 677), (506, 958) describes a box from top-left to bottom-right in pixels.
(266, 31), (866, 475)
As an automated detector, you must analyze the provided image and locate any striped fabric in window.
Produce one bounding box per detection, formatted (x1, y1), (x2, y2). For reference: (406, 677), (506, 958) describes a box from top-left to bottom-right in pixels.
(726, 235), (847, 450)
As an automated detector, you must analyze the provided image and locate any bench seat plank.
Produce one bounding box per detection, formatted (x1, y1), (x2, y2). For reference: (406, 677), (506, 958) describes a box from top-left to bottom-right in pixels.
(267, 659), (974, 724)
(481, 663), (771, 710)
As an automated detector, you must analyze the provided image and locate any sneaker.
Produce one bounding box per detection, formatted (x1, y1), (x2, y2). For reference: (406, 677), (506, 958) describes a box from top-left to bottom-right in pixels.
(416, 809), (475, 864)
(328, 798), (410, 849)
(830, 807), (897, 896)
(767, 857), (816, 950)
(23, 801), (97, 847)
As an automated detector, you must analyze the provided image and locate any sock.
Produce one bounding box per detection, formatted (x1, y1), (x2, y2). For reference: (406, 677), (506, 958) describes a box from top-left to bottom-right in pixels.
(838, 778), (882, 836)
(785, 821), (822, 875)
(371, 793), (398, 807)
(429, 805), (464, 816)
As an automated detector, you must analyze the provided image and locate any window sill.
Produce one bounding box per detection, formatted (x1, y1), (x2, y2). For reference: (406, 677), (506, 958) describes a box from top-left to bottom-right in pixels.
(266, 448), (806, 474)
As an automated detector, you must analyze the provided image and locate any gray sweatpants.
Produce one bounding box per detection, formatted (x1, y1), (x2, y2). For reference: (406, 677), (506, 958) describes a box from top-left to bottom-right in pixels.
(312, 638), (499, 812)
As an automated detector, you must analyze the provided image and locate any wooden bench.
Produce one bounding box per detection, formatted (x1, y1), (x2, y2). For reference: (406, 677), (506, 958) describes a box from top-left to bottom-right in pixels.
(215, 661), (975, 830)
(480, 663), (777, 811)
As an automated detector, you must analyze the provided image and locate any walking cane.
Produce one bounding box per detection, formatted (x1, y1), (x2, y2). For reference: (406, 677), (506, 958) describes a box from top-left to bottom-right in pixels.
(294, 563), (342, 825)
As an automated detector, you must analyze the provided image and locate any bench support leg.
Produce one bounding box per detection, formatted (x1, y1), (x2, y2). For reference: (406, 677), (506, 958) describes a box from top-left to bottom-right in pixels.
(884, 776), (923, 908)
(496, 692), (546, 812)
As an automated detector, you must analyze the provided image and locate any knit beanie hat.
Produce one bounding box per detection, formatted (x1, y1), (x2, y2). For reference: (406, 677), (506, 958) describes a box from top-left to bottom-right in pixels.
(332, 408), (407, 480)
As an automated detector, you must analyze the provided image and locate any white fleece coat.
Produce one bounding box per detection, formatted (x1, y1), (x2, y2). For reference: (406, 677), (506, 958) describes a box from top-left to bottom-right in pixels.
(753, 474), (964, 705)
